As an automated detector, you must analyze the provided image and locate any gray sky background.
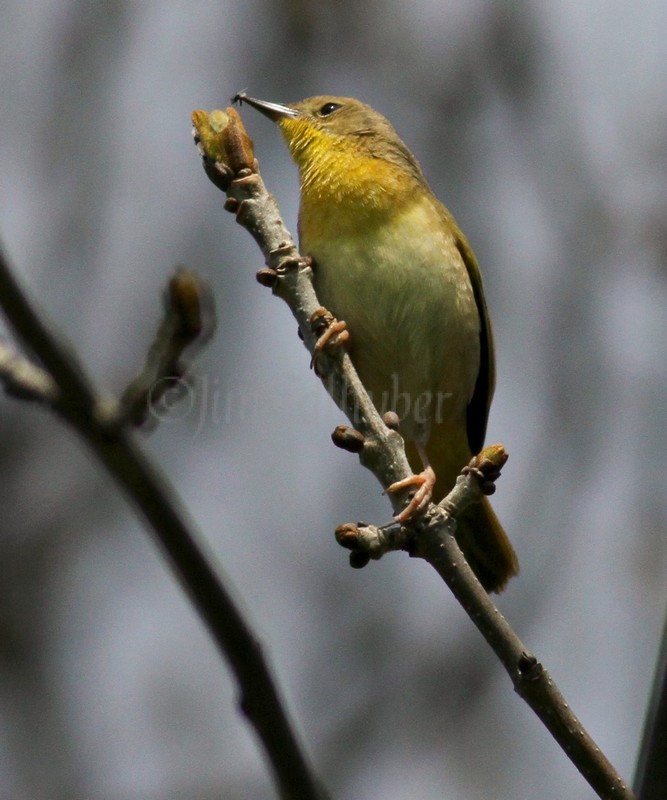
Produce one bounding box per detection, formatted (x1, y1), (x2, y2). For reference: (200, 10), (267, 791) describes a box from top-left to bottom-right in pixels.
(1, 2), (666, 799)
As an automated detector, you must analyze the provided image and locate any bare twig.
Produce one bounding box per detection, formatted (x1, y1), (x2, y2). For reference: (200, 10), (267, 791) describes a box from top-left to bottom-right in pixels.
(634, 614), (667, 799)
(116, 267), (216, 427)
(0, 247), (100, 427)
(0, 338), (58, 403)
(418, 449), (633, 800)
(192, 106), (637, 800)
(339, 446), (634, 797)
(0, 242), (327, 800)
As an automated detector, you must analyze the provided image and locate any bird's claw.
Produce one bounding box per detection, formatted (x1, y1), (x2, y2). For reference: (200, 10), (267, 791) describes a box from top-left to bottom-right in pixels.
(309, 307), (349, 370)
(386, 466), (436, 522)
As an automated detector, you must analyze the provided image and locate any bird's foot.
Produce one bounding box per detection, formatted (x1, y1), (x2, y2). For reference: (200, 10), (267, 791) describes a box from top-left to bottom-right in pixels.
(387, 466), (436, 522)
(309, 307), (350, 370)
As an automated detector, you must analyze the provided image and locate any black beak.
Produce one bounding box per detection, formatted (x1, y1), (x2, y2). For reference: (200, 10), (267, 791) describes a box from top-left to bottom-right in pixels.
(232, 92), (298, 122)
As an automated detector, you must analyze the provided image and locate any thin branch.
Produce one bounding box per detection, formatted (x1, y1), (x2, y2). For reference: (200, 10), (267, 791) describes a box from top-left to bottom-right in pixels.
(0, 242), (328, 800)
(340, 445), (634, 797)
(192, 106), (637, 800)
(634, 613), (667, 799)
(115, 267), (216, 427)
(0, 338), (58, 403)
(0, 247), (98, 427)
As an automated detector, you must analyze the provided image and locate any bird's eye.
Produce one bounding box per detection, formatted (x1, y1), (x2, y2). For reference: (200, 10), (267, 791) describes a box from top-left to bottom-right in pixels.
(317, 102), (342, 117)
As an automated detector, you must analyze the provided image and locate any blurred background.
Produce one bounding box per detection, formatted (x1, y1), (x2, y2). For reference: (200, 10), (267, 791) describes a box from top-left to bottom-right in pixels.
(1, 1), (666, 798)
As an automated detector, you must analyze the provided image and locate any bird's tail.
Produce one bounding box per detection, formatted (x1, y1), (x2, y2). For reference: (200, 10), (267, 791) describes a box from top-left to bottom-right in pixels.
(410, 428), (519, 593)
(454, 495), (519, 593)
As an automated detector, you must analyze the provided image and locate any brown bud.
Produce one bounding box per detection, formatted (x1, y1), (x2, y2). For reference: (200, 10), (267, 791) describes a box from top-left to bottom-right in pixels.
(349, 552), (370, 569)
(335, 523), (360, 550)
(474, 444), (509, 473)
(255, 268), (278, 288)
(222, 107), (255, 173)
(382, 411), (400, 431)
(331, 425), (365, 453)
(518, 652), (542, 679)
(190, 107), (256, 181)
(463, 444), (508, 487)
(168, 269), (204, 340)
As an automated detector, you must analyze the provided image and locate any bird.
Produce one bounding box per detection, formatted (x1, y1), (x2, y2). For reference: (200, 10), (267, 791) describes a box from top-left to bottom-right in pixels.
(235, 93), (518, 592)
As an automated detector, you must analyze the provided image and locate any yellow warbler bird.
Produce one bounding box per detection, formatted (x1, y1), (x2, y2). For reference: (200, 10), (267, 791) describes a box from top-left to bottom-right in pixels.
(237, 93), (518, 592)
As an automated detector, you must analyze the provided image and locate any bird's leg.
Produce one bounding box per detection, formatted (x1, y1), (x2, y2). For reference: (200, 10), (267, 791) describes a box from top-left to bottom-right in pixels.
(386, 442), (436, 522)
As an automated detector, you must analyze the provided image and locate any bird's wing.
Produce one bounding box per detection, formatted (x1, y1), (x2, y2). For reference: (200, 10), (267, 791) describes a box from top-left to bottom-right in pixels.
(454, 231), (496, 455)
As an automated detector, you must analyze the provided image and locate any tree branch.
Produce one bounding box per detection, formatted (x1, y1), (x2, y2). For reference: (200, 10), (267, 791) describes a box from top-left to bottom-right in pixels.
(0, 338), (58, 404)
(115, 267), (216, 427)
(0, 242), (327, 800)
(634, 613), (667, 799)
(192, 106), (636, 800)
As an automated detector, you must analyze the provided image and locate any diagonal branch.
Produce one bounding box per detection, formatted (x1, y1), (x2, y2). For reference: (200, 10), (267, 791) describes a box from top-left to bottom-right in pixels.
(634, 613), (667, 799)
(0, 247), (98, 425)
(0, 337), (58, 404)
(192, 106), (636, 800)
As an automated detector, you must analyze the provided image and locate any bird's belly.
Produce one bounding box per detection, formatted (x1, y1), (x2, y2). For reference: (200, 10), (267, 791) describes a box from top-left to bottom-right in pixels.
(305, 207), (480, 443)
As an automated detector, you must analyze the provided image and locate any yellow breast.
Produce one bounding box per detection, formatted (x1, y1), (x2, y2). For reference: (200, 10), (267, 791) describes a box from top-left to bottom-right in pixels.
(301, 185), (481, 442)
